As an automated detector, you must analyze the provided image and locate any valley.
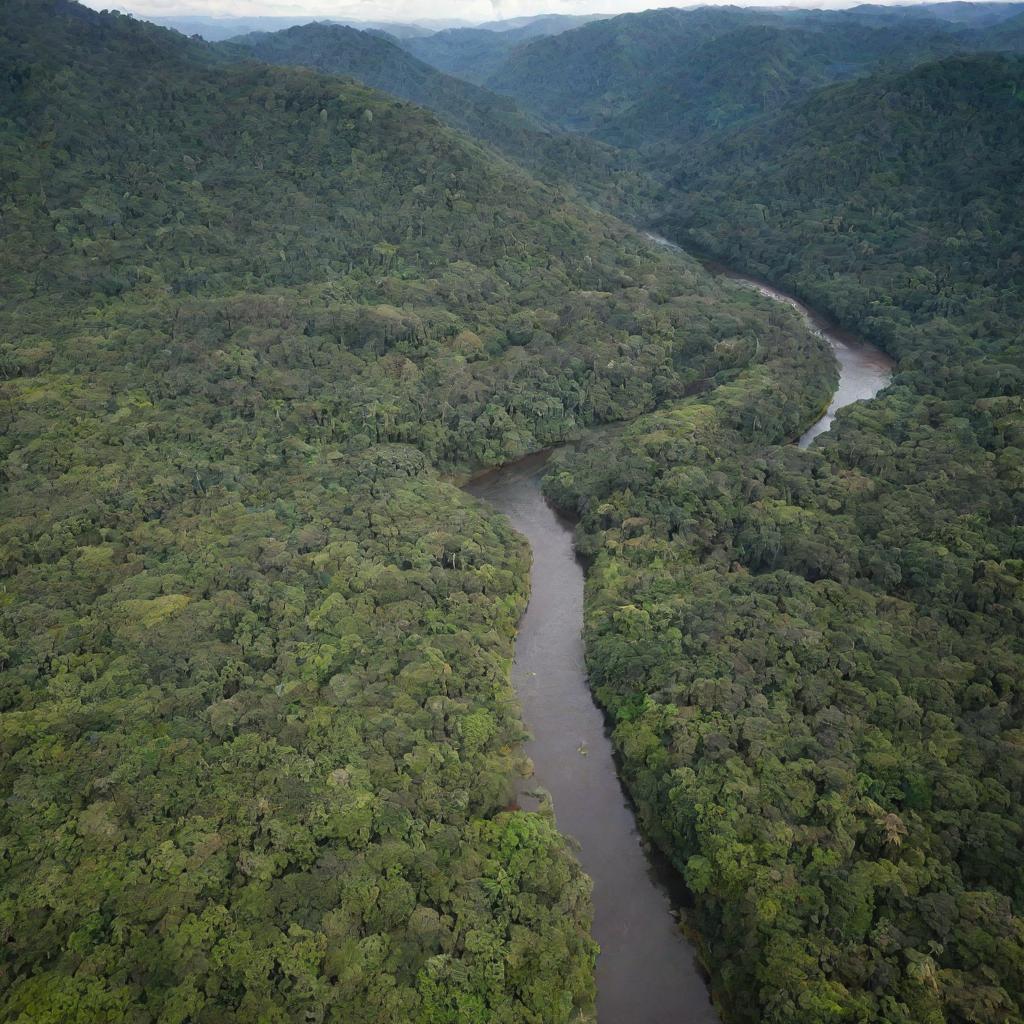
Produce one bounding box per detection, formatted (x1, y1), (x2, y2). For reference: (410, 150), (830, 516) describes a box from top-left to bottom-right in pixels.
(1, 2), (1022, 1023)
(467, 254), (896, 1023)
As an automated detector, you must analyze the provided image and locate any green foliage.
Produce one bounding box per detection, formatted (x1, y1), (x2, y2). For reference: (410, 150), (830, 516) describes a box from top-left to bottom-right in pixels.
(475, 4), (1020, 160)
(539, 49), (1024, 1024)
(5, 2), (1024, 1023)
(223, 22), (660, 218)
(0, 2), (820, 1021)
(592, 21), (965, 157)
(399, 16), (606, 85)
(483, 7), (756, 133)
(662, 54), (1024, 366)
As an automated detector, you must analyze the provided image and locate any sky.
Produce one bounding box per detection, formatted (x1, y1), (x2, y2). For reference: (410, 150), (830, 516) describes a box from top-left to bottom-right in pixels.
(94, 0), (918, 26)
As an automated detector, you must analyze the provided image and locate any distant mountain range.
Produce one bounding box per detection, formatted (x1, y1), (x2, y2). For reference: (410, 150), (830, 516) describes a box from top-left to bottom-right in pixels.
(210, 2), (1024, 195)
(141, 14), (439, 41)
(398, 14), (609, 82)
(400, 3), (1024, 151)
(140, 11), (604, 43)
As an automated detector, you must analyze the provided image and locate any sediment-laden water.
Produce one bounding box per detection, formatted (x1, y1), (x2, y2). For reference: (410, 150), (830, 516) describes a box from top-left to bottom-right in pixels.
(466, 238), (895, 1022)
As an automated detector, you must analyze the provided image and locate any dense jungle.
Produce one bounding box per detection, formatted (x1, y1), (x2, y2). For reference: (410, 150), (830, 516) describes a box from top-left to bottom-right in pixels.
(1, 1), (1022, 1022)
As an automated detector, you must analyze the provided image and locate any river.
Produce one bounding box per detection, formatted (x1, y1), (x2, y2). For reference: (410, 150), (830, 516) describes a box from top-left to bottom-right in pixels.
(466, 240), (894, 1023)
(468, 451), (715, 1024)
(644, 232), (895, 447)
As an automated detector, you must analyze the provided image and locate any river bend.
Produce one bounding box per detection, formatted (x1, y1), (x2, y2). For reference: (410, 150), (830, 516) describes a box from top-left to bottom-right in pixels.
(466, 239), (894, 1022)
(645, 232), (894, 447)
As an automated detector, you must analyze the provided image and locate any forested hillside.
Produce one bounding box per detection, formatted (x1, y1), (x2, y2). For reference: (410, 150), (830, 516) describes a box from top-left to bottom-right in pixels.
(909, 1), (1024, 26)
(537, 50), (1024, 1024)
(5, 1), (1024, 1023)
(467, 3), (1021, 155)
(483, 7), (752, 131)
(973, 9), (1024, 48)
(145, 14), (435, 42)
(0, 2), (827, 1021)
(590, 21), (964, 153)
(661, 54), (1024, 356)
(396, 15), (604, 83)
(224, 23), (659, 216)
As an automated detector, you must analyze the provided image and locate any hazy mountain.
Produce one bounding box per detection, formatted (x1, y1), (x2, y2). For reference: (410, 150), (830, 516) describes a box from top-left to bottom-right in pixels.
(478, 5), (997, 154)
(398, 14), (607, 83)
(970, 8), (1024, 47)
(475, 13), (608, 36)
(483, 7), (758, 129)
(898, 0), (1024, 24)
(145, 13), (451, 42)
(593, 18), (966, 153)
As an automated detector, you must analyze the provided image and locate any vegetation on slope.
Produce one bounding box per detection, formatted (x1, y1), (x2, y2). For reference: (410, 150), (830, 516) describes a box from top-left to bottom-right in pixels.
(540, 52), (1024, 1024)
(593, 21), (965, 154)
(6, 1), (1024, 1022)
(661, 53), (1024, 360)
(224, 22), (660, 217)
(971, 9), (1024, 50)
(483, 7), (753, 132)
(0, 2), (824, 1021)
(476, 4), (1019, 157)
(398, 16), (605, 84)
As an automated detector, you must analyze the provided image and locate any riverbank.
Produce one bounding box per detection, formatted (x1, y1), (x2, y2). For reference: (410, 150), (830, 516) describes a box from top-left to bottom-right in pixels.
(467, 459), (719, 1024)
(644, 232), (895, 447)
(465, 237), (895, 1021)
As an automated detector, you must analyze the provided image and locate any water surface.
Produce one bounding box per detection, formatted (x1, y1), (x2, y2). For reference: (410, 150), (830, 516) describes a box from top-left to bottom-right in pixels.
(644, 232), (895, 446)
(465, 237), (896, 1022)
(467, 454), (718, 1024)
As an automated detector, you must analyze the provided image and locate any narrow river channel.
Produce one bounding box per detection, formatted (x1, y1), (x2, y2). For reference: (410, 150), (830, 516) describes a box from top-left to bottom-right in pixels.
(645, 232), (895, 447)
(468, 452), (715, 1024)
(466, 238), (895, 1023)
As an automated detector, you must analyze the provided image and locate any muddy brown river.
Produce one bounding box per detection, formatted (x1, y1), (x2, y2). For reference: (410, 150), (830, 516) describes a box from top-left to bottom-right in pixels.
(468, 452), (716, 1024)
(645, 232), (895, 448)
(466, 239), (894, 1022)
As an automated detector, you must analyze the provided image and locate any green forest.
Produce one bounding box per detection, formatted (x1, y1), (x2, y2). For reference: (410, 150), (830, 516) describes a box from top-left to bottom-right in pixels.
(2, 0), (1023, 1022)
(221, 23), (659, 218)
(548, 44), (1024, 1024)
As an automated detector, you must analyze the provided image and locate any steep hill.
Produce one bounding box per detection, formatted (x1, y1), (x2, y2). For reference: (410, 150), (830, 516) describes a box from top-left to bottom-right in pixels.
(593, 19), (966, 153)
(483, 7), (755, 131)
(480, 5), (974, 153)
(146, 14), (436, 42)
(226, 22), (659, 215)
(662, 52), (1024, 345)
(399, 14), (606, 83)
(0, 3), (819, 1022)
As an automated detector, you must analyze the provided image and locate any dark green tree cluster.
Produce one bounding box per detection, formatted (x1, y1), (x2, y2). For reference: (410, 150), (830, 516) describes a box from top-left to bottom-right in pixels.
(221, 23), (661, 219)
(540, 51), (1024, 1024)
(661, 54), (1024, 367)
(0, 2), (820, 1020)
